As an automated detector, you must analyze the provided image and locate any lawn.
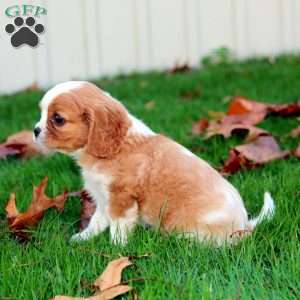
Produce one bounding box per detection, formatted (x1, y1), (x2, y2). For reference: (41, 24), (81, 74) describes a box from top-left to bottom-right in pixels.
(0, 55), (300, 300)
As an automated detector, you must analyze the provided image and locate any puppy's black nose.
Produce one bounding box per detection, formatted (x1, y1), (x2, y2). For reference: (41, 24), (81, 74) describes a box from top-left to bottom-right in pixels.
(34, 127), (41, 138)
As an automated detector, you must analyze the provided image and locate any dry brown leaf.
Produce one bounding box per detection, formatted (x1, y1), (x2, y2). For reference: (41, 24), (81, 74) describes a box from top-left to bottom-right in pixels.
(95, 285), (133, 300)
(5, 177), (68, 241)
(66, 190), (96, 231)
(0, 144), (23, 158)
(53, 257), (134, 300)
(234, 136), (289, 162)
(53, 297), (84, 300)
(193, 96), (300, 143)
(229, 96), (300, 117)
(221, 111), (267, 126)
(79, 190), (96, 231)
(94, 257), (133, 291)
(193, 98), (268, 140)
(207, 111), (226, 121)
(168, 62), (191, 74)
(192, 119), (209, 135)
(222, 136), (289, 174)
(53, 286), (132, 300)
(227, 96), (267, 115)
(269, 101), (300, 116)
(0, 130), (43, 159)
(144, 100), (155, 110)
(206, 122), (268, 142)
(289, 126), (300, 138)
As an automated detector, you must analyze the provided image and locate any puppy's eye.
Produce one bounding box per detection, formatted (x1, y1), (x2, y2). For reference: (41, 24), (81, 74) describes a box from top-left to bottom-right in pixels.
(52, 113), (65, 126)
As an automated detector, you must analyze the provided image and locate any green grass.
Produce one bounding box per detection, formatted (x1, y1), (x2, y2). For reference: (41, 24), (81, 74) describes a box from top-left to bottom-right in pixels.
(0, 55), (300, 300)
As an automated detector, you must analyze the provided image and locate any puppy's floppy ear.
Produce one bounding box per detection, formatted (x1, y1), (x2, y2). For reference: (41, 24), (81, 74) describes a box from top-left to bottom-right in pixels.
(85, 100), (130, 158)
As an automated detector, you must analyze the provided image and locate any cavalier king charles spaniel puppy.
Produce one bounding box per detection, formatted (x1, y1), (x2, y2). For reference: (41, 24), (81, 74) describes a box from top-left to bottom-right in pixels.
(34, 81), (275, 245)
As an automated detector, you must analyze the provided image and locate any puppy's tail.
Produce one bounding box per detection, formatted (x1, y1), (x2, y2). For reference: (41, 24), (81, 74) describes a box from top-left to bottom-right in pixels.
(248, 192), (275, 230)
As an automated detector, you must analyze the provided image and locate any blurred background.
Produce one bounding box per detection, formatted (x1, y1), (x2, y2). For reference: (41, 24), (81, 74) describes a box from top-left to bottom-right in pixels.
(1, 0), (299, 94)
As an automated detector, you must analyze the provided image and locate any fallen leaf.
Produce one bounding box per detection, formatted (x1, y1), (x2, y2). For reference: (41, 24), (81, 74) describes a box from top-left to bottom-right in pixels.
(0, 130), (43, 159)
(94, 257), (133, 291)
(168, 62), (191, 74)
(192, 119), (209, 135)
(206, 121), (268, 141)
(53, 286), (132, 300)
(289, 126), (300, 138)
(53, 257), (134, 300)
(222, 136), (289, 174)
(193, 99), (268, 140)
(269, 101), (300, 116)
(227, 96), (267, 116)
(79, 190), (96, 231)
(229, 96), (300, 117)
(5, 177), (68, 241)
(95, 285), (133, 299)
(221, 111), (267, 126)
(234, 136), (289, 162)
(144, 100), (155, 110)
(193, 97), (300, 142)
(53, 297), (83, 300)
(207, 111), (226, 121)
(65, 190), (96, 231)
(0, 144), (23, 158)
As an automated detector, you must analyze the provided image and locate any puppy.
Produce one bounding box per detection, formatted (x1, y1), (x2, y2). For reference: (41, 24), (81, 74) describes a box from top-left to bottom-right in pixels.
(34, 81), (275, 245)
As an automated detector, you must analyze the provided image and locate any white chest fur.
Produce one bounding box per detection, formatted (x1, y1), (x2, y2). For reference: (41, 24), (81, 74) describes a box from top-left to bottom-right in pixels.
(81, 167), (112, 211)
(70, 167), (113, 242)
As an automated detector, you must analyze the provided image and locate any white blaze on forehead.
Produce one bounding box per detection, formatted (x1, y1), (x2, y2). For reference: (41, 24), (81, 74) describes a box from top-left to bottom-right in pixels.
(36, 81), (87, 130)
(40, 81), (88, 111)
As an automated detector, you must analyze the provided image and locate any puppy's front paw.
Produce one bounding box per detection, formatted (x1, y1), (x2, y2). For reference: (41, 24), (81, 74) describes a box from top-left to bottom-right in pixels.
(70, 232), (88, 243)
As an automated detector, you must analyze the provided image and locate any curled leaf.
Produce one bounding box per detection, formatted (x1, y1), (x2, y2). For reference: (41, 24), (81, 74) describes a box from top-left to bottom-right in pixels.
(192, 119), (209, 135)
(269, 101), (300, 116)
(53, 285), (132, 300)
(79, 190), (96, 231)
(5, 177), (68, 241)
(53, 257), (134, 300)
(229, 96), (300, 117)
(222, 136), (289, 174)
(206, 122), (268, 141)
(95, 285), (133, 299)
(194, 97), (300, 142)
(94, 257), (133, 291)
(227, 96), (267, 115)
(53, 297), (84, 300)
